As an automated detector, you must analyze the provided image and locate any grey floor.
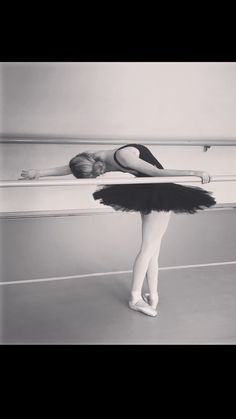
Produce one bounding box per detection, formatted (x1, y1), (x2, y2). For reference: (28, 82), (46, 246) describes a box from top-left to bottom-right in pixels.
(1, 264), (236, 344)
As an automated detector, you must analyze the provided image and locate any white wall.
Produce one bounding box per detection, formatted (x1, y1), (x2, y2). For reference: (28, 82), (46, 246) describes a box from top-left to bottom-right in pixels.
(2, 62), (236, 138)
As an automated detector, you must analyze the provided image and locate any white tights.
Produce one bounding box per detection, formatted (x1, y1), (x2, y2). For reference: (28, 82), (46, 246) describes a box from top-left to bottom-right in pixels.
(130, 211), (171, 307)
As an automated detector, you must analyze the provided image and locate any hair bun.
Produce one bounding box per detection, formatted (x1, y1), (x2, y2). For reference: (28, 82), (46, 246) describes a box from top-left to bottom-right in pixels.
(93, 160), (104, 176)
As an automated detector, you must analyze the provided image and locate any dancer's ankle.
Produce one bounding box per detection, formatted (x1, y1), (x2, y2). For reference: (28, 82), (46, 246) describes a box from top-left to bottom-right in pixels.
(131, 291), (142, 304)
(150, 292), (158, 300)
(149, 292), (159, 307)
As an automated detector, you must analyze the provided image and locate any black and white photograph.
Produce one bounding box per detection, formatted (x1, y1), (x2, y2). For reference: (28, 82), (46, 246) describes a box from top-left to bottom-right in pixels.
(0, 61), (236, 345)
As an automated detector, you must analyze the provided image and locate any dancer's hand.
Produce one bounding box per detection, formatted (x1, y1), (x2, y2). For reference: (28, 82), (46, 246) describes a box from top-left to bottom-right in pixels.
(18, 169), (40, 180)
(198, 171), (211, 184)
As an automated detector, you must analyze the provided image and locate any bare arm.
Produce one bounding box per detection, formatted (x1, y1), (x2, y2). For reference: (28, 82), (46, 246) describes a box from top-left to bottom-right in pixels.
(38, 165), (72, 177)
(19, 165), (72, 180)
(117, 150), (211, 183)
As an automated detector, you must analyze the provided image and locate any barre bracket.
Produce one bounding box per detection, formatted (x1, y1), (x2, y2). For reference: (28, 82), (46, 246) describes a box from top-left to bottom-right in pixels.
(203, 145), (211, 152)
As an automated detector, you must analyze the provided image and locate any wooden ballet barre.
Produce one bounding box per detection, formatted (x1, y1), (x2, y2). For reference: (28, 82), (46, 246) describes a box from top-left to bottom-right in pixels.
(1, 175), (236, 188)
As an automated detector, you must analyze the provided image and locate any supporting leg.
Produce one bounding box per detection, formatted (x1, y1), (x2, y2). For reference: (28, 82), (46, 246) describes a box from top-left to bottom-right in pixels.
(129, 211), (171, 316)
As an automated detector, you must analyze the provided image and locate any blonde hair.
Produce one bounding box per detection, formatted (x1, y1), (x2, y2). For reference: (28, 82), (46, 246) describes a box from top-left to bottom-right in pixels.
(69, 152), (105, 178)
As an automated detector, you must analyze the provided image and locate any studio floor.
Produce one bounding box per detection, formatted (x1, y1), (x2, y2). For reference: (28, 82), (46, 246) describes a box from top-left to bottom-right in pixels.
(1, 263), (236, 345)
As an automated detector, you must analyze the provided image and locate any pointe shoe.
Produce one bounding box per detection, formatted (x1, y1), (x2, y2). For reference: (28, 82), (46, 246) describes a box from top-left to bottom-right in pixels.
(129, 299), (157, 317)
(142, 293), (159, 310)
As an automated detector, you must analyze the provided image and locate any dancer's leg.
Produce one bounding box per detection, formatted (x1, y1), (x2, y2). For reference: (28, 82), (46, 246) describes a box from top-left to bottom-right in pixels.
(144, 247), (161, 309)
(146, 245), (161, 295)
(129, 211), (171, 316)
(145, 212), (171, 308)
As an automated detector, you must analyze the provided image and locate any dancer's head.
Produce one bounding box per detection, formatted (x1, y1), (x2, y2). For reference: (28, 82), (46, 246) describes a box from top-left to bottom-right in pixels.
(69, 152), (106, 178)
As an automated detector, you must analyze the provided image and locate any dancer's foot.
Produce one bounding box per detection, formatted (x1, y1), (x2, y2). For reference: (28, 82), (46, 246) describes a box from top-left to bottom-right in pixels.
(142, 293), (159, 310)
(129, 299), (157, 317)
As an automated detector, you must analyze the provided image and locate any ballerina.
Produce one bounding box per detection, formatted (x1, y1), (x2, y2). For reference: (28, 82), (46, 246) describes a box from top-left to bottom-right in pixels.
(19, 143), (215, 317)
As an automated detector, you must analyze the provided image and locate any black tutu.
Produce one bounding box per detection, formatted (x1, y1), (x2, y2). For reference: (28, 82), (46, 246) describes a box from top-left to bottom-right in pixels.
(93, 182), (216, 215)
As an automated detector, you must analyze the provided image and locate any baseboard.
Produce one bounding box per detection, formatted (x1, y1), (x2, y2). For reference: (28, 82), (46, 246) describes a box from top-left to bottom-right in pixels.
(0, 204), (235, 219)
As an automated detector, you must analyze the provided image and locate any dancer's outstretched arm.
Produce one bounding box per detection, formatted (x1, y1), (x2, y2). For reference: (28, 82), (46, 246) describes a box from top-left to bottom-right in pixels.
(18, 165), (72, 180)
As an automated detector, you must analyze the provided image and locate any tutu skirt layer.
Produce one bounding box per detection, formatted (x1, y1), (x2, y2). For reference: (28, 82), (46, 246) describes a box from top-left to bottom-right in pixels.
(93, 182), (216, 214)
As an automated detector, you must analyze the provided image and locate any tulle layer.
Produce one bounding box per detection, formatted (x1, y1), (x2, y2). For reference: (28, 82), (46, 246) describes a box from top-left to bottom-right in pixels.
(93, 183), (216, 214)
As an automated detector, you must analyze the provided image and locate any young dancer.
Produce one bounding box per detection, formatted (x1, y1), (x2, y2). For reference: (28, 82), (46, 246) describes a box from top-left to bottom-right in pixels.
(20, 143), (215, 317)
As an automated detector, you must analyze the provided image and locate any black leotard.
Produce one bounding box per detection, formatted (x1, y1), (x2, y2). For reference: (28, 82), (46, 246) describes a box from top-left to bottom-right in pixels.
(113, 143), (164, 176)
